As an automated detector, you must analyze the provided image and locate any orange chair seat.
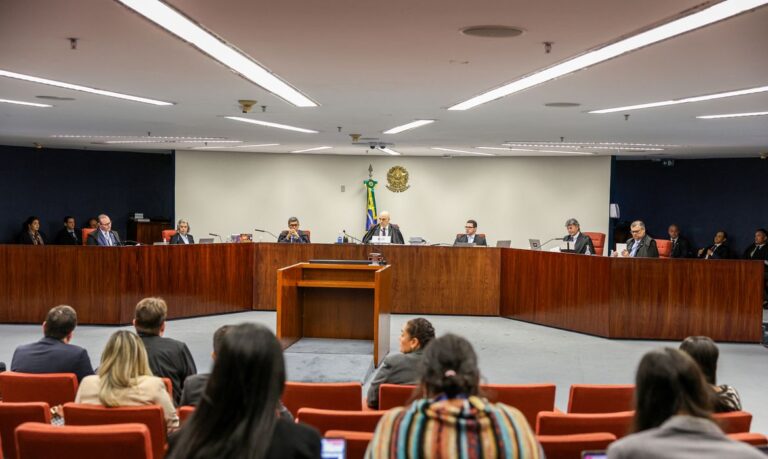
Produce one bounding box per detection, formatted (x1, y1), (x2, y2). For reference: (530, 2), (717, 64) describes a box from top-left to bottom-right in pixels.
(15, 422), (152, 459)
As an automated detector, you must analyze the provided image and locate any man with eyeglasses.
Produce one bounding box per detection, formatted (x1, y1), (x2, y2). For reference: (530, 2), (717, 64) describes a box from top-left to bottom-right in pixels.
(615, 220), (658, 258)
(277, 216), (310, 243)
(86, 214), (122, 246)
(453, 219), (487, 246)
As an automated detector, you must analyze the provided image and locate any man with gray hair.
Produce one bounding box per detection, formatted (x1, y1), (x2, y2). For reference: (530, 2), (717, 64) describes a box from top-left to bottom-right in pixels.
(619, 220), (659, 258)
(563, 218), (595, 255)
(362, 210), (404, 244)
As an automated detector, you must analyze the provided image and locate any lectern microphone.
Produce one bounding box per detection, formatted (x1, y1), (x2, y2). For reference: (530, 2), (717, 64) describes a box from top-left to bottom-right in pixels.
(254, 228), (279, 240)
(342, 230), (363, 244)
(208, 233), (223, 243)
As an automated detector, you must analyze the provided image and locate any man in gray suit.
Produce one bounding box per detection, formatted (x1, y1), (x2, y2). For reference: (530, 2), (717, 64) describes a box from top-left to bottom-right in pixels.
(617, 220), (659, 258)
(86, 214), (122, 246)
(453, 219), (487, 246)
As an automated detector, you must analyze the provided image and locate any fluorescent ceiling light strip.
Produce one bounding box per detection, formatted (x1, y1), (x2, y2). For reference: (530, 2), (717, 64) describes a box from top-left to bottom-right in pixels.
(448, 0), (768, 111)
(590, 85), (768, 113)
(291, 146), (332, 153)
(116, 0), (317, 107)
(380, 147), (401, 156)
(226, 116), (318, 133)
(431, 147), (494, 156)
(104, 140), (241, 144)
(0, 69), (173, 106)
(383, 119), (436, 134)
(0, 98), (52, 108)
(477, 146), (594, 155)
(697, 111), (768, 119)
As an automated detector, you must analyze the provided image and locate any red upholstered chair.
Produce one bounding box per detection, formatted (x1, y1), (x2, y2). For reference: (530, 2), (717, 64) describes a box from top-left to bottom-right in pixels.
(378, 384), (421, 410)
(296, 408), (386, 435)
(536, 411), (634, 438)
(728, 432), (768, 446)
(713, 411), (752, 434)
(537, 433), (617, 459)
(161, 377), (173, 401)
(482, 384), (557, 427)
(161, 229), (176, 242)
(303, 230), (311, 242)
(15, 422), (152, 459)
(178, 406), (195, 424)
(82, 228), (96, 245)
(0, 402), (51, 459)
(583, 232), (606, 255)
(325, 431), (373, 459)
(0, 372), (78, 406)
(567, 384), (635, 414)
(283, 382), (363, 416)
(656, 239), (672, 258)
(63, 403), (167, 459)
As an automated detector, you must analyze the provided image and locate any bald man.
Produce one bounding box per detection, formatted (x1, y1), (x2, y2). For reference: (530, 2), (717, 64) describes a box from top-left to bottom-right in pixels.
(362, 211), (404, 244)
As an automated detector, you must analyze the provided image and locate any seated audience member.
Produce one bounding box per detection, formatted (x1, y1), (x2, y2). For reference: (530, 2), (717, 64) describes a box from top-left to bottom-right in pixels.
(134, 297), (197, 406)
(169, 218), (195, 245)
(53, 215), (81, 245)
(277, 216), (310, 243)
(679, 336), (741, 412)
(75, 330), (178, 429)
(563, 218), (595, 254)
(367, 318), (436, 409)
(668, 224), (692, 258)
(454, 219), (487, 246)
(366, 334), (542, 458)
(362, 211), (404, 244)
(615, 220), (658, 258)
(87, 217), (99, 229)
(11, 305), (94, 382)
(697, 230), (731, 259)
(743, 228), (768, 307)
(18, 216), (46, 245)
(607, 348), (762, 459)
(86, 214), (122, 246)
(167, 323), (321, 459)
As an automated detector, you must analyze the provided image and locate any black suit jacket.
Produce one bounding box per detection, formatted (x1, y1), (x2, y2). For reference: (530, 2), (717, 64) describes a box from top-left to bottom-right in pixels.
(138, 333), (197, 406)
(86, 230), (122, 246)
(169, 233), (195, 245)
(54, 228), (81, 245)
(670, 237), (692, 258)
(626, 235), (659, 258)
(362, 223), (405, 244)
(277, 230), (310, 243)
(699, 243), (731, 260)
(744, 244), (768, 261)
(11, 337), (95, 382)
(17, 231), (47, 245)
(453, 234), (487, 246)
(563, 233), (595, 255)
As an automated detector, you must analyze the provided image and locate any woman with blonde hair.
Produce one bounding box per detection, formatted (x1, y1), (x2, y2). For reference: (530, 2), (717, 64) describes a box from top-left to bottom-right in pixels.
(75, 330), (178, 429)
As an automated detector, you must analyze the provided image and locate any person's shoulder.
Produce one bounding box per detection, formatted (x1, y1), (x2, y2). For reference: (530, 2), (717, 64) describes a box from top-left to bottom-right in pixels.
(79, 374), (101, 389)
(274, 418), (321, 455)
(382, 352), (409, 366)
(137, 374), (166, 390)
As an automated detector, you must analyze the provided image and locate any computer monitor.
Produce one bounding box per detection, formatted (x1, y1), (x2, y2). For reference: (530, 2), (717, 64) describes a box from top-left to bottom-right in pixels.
(496, 240), (511, 248)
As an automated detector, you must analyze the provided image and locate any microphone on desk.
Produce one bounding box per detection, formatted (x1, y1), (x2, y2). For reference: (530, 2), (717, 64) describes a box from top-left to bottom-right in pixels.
(123, 240), (141, 246)
(254, 228), (279, 240)
(342, 230), (363, 244)
(540, 237), (566, 247)
(209, 233), (224, 243)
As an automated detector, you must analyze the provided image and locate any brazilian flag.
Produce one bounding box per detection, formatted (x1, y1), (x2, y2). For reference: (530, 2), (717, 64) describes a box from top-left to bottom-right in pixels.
(364, 178), (378, 230)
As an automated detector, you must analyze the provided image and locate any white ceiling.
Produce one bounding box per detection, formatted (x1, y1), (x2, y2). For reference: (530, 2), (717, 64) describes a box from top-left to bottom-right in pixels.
(0, 0), (767, 158)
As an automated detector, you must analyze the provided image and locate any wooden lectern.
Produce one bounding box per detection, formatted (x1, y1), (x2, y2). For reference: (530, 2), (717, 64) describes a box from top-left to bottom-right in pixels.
(276, 263), (392, 367)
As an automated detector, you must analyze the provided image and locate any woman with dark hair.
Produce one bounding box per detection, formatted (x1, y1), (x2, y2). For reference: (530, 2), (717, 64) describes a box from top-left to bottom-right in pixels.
(680, 336), (741, 412)
(167, 323), (320, 459)
(18, 216), (46, 245)
(607, 348), (762, 458)
(366, 333), (541, 459)
(366, 318), (436, 409)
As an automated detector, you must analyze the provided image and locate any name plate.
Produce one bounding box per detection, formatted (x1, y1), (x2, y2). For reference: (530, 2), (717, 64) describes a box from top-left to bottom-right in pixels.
(370, 235), (392, 244)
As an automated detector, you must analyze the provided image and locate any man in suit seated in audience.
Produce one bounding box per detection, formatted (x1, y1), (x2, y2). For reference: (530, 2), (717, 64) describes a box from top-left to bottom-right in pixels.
(363, 210), (404, 244)
(53, 216), (81, 245)
(453, 219), (487, 246)
(10, 305), (94, 382)
(615, 220), (659, 258)
(277, 216), (310, 243)
(668, 224), (692, 258)
(697, 230), (731, 259)
(134, 297), (197, 406)
(562, 218), (595, 254)
(743, 228), (768, 307)
(86, 213), (122, 246)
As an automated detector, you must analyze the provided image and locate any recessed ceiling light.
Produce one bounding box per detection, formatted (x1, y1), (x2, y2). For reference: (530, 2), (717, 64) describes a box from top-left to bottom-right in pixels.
(544, 102), (581, 108)
(225, 116), (319, 133)
(0, 69), (174, 106)
(590, 85), (768, 113)
(380, 147), (401, 156)
(448, 0), (768, 111)
(431, 147), (495, 156)
(35, 95), (76, 101)
(460, 25), (525, 38)
(0, 98), (52, 108)
(477, 146), (595, 155)
(116, 0), (317, 108)
(383, 120), (436, 134)
(291, 146), (332, 153)
(697, 111), (768, 119)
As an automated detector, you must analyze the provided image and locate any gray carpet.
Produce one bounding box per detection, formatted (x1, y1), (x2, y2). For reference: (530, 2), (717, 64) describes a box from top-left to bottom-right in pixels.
(284, 338), (374, 383)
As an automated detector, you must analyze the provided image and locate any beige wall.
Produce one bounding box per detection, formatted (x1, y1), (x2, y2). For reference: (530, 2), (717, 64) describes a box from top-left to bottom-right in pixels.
(175, 150), (611, 247)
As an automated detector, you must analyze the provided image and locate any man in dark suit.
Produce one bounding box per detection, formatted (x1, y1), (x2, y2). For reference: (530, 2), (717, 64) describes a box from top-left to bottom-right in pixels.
(362, 211), (404, 244)
(134, 297), (197, 406)
(617, 220), (659, 258)
(86, 214), (122, 246)
(668, 224), (692, 258)
(697, 230), (731, 259)
(453, 219), (487, 246)
(53, 216), (81, 245)
(562, 218), (595, 255)
(10, 305), (94, 382)
(169, 218), (195, 244)
(744, 228), (768, 307)
(277, 217), (310, 243)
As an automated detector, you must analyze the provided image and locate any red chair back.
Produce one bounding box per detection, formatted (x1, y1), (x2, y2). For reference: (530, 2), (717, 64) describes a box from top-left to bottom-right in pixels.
(178, 406), (195, 424)
(325, 431), (373, 459)
(728, 432), (768, 446)
(296, 408), (386, 435)
(161, 377), (173, 400)
(656, 239), (672, 258)
(567, 384), (635, 414)
(63, 403), (166, 459)
(82, 228), (96, 245)
(0, 372), (78, 406)
(378, 384), (421, 410)
(536, 411), (634, 438)
(161, 229), (176, 242)
(482, 384), (557, 427)
(283, 382), (362, 416)
(15, 422), (152, 459)
(583, 232), (606, 255)
(537, 433), (616, 459)
(713, 411), (752, 434)
(0, 402), (51, 459)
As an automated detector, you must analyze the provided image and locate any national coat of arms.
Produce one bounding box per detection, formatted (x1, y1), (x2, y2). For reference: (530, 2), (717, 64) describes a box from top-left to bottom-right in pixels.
(386, 165), (410, 192)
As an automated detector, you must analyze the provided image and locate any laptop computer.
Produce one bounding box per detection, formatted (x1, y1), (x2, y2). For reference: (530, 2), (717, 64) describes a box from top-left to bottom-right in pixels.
(198, 238), (215, 244)
(454, 242), (475, 247)
(528, 238), (542, 250)
(496, 240), (511, 248)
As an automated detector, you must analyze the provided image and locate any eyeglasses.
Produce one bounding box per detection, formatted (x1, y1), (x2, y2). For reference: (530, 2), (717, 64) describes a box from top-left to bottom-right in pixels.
(288, 223), (299, 227)
(630, 229), (642, 234)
